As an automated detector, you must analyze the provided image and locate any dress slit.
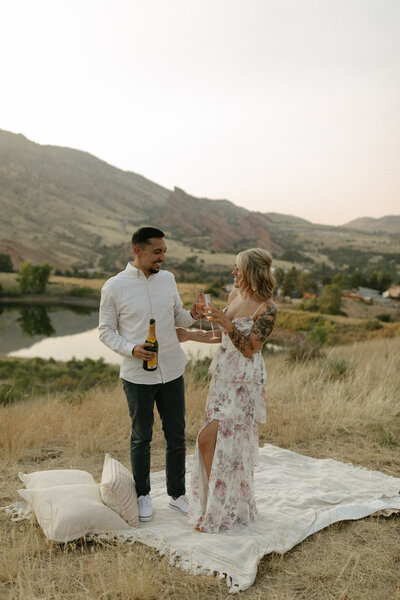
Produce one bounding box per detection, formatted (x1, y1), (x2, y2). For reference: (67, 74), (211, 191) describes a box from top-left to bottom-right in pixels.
(189, 415), (259, 533)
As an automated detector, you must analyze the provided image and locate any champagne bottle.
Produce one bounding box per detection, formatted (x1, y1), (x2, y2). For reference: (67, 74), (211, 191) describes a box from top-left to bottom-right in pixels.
(143, 319), (158, 371)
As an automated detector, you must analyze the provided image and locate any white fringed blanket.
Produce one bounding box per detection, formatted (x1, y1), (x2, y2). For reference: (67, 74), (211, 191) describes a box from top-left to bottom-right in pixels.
(7, 445), (400, 592)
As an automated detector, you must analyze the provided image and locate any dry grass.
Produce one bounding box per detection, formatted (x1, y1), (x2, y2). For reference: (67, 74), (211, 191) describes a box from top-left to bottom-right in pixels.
(1, 337), (400, 599)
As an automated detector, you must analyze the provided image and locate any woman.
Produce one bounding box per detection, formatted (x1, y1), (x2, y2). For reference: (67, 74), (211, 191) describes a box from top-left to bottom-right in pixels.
(177, 248), (277, 533)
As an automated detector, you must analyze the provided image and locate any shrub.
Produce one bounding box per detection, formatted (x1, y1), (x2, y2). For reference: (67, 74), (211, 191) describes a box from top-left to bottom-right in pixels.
(185, 356), (212, 384)
(307, 323), (332, 347)
(298, 298), (319, 312)
(376, 313), (391, 322)
(277, 311), (326, 331)
(364, 319), (383, 331)
(321, 357), (351, 381)
(0, 253), (13, 272)
(286, 344), (325, 363)
(0, 357), (119, 405)
(374, 425), (399, 448)
(0, 384), (24, 405)
(68, 286), (96, 297)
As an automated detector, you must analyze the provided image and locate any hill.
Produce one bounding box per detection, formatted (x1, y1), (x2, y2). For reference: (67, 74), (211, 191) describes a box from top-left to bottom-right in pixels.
(343, 215), (400, 235)
(1, 128), (399, 273)
(0, 129), (283, 267)
(152, 187), (279, 253)
(0, 129), (169, 268)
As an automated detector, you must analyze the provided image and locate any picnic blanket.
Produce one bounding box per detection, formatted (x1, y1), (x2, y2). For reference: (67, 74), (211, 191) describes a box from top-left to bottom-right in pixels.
(6, 445), (400, 592)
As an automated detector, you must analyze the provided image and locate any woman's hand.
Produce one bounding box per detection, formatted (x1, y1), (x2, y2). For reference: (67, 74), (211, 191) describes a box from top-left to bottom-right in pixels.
(207, 306), (232, 331)
(176, 326), (222, 343)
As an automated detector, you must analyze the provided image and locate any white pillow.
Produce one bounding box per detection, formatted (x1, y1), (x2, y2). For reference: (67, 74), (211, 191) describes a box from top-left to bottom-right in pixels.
(100, 454), (139, 527)
(18, 483), (133, 542)
(19, 469), (95, 489)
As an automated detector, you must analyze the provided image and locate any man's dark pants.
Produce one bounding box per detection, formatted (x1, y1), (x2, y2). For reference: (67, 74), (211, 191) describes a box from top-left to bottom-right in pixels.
(122, 376), (186, 498)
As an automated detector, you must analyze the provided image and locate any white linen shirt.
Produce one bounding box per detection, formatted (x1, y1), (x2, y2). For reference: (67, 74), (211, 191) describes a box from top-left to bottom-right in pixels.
(99, 263), (195, 384)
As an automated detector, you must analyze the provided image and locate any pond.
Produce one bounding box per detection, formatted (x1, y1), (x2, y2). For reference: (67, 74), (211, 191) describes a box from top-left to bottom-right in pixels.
(0, 305), (217, 365)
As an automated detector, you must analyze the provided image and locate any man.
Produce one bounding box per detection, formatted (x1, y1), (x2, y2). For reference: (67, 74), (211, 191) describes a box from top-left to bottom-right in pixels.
(99, 227), (200, 522)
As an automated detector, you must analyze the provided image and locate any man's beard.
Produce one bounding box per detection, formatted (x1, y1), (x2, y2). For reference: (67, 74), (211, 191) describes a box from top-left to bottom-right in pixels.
(149, 266), (161, 274)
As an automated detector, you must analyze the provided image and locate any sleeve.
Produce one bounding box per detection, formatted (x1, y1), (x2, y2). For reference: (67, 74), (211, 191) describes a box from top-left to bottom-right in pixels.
(98, 281), (142, 358)
(172, 277), (196, 328)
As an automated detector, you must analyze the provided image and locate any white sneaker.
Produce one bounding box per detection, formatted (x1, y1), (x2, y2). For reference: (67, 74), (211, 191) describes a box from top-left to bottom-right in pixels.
(169, 494), (189, 515)
(137, 495), (152, 522)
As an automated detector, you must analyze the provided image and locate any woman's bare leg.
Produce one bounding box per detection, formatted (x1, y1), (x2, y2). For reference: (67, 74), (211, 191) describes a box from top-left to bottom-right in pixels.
(197, 419), (219, 479)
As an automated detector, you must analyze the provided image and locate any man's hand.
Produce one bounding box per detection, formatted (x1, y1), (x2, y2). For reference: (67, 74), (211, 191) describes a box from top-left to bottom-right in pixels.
(132, 343), (157, 359)
(189, 303), (204, 320)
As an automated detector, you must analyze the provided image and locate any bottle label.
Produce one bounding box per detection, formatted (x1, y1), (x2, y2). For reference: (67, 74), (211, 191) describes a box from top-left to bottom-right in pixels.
(146, 356), (158, 370)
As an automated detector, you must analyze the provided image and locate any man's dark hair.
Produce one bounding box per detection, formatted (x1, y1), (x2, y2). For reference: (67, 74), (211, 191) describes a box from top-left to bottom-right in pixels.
(132, 227), (165, 247)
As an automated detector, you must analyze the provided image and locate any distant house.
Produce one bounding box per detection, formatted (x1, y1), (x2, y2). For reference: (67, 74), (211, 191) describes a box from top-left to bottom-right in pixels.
(356, 287), (382, 301)
(344, 289), (373, 303)
(383, 285), (400, 300)
(343, 287), (392, 305)
(356, 287), (396, 305)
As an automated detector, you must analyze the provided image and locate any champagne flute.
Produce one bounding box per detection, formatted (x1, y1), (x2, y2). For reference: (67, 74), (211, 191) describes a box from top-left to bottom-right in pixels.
(204, 293), (218, 340)
(195, 288), (206, 333)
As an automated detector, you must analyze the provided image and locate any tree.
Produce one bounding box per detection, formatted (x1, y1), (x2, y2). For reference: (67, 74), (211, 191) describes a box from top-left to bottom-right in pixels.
(298, 272), (318, 295)
(0, 253), (13, 272)
(318, 284), (342, 315)
(332, 273), (352, 290)
(32, 263), (52, 293)
(17, 261), (34, 293)
(349, 268), (364, 289)
(16, 261), (52, 294)
(273, 267), (285, 289)
(282, 267), (299, 296)
(367, 270), (392, 293)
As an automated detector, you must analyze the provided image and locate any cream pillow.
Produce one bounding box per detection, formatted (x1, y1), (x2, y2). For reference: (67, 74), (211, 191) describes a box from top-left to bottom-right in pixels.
(19, 469), (95, 489)
(18, 483), (133, 542)
(100, 454), (139, 527)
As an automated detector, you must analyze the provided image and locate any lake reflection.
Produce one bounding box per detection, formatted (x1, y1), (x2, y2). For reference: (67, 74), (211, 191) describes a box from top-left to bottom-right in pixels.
(16, 305), (55, 337)
(2, 305), (217, 365)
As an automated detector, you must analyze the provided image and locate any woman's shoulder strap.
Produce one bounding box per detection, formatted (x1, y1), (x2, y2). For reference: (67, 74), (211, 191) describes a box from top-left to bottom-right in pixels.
(252, 302), (265, 318)
(252, 299), (277, 319)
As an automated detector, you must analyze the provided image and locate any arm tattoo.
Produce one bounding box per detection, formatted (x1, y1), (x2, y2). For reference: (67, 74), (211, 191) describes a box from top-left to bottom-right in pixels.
(228, 304), (277, 356)
(251, 304), (277, 344)
(228, 324), (251, 355)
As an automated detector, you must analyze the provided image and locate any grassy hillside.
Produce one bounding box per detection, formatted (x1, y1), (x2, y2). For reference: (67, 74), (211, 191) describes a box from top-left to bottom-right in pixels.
(0, 129), (169, 267)
(0, 336), (399, 599)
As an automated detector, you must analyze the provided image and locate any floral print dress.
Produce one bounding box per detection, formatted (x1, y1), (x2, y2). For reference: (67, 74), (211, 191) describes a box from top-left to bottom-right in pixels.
(188, 315), (267, 533)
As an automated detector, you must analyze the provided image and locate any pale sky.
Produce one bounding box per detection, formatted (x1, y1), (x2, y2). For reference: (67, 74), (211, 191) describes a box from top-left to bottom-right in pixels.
(1, 0), (399, 225)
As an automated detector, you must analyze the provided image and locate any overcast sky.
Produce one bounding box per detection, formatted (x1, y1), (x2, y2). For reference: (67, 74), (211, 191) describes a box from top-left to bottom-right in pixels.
(1, 0), (399, 225)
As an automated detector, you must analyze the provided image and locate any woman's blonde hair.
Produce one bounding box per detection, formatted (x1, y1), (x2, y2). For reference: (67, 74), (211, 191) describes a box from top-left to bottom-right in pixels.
(236, 248), (275, 301)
